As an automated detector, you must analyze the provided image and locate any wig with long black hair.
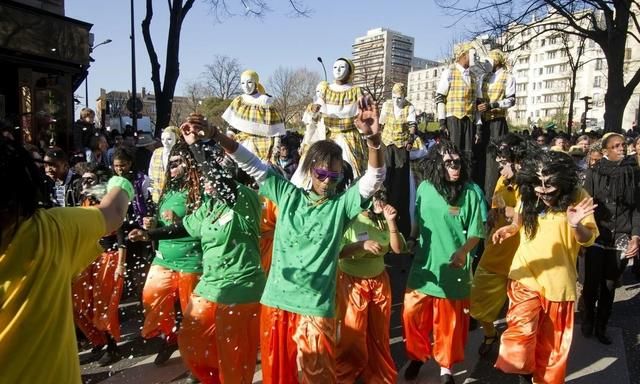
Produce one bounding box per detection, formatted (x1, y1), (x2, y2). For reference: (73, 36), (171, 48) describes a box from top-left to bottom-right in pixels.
(516, 149), (579, 240)
(488, 133), (523, 163)
(0, 136), (50, 241)
(159, 142), (203, 214)
(423, 140), (470, 205)
(299, 140), (344, 177)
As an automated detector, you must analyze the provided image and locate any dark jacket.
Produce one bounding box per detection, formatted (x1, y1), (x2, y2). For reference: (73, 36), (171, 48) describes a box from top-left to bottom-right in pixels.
(72, 120), (96, 153)
(584, 156), (640, 246)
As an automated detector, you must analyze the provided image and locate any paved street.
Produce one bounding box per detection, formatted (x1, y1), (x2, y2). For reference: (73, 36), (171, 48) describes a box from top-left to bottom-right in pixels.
(81, 254), (640, 384)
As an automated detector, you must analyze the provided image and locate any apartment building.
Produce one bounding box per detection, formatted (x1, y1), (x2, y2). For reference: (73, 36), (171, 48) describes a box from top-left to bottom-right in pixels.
(352, 28), (430, 100)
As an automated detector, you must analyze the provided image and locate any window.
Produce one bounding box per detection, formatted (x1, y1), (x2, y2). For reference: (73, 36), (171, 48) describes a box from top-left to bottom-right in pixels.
(533, 82), (536, 90)
(595, 58), (603, 70)
(539, 68), (543, 75)
(544, 95), (552, 102)
(594, 76), (602, 88)
(546, 66), (555, 74)
(540, 39), (546, 47)
(550, 37), (557, 45)
(560, 64), (568, 72)
(434, 69), (438, 77)
(547, 50), (557, 59)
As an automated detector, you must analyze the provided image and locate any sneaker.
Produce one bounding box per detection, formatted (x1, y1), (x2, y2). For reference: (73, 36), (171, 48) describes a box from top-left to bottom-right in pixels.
(403, 360), (424, 381)
(154, 339), (179, 366)
(441, 373), (455, 384)
(97, 348), (121, 367)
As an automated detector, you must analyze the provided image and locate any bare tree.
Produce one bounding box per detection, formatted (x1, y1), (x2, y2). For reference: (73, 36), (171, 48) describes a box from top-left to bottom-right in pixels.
(202, 55), (242, 99)
(436, 0), (640, 132)
(183, 80), (207, 112)
(559, 32), (587, 133)
(355, 66), (386, 108)
(268, 67), (321, 126)
(141, 1), (310, 138)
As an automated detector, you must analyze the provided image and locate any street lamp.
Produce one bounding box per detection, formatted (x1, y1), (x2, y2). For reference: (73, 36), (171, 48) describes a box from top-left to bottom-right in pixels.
(85, 39), (113, 108)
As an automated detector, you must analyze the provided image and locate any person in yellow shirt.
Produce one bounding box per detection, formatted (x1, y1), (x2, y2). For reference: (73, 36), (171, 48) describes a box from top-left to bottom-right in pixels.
(492, 150), (598, 384)
(0, 137), (132, 384)
(470, 134), (523, 357)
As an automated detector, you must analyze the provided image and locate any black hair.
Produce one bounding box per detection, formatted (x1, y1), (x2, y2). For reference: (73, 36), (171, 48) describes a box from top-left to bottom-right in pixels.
(160, 142), (202, 213)
(489, 133), (524, 162)
(423, 140), (470, 205)
(516, 149), (578, 239)
(299, 140), (344, 176)
(44, 147), (69, 164)
(112, 146), (135, 163)
(0, 137), (49, 235)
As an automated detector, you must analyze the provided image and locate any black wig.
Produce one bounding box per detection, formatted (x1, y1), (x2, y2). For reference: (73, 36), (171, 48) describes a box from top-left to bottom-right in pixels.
(423, 140), (470, 205)
(516, 149), (579, 240)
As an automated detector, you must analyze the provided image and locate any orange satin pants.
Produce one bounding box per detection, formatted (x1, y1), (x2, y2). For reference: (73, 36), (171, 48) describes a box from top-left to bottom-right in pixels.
(141, 264), (200, 343)
(260, 305), (336, 384)
(260, 198), (278, 275)
(178, 295), (260, 384)
(336, 271), (396, 384)
(495, 280), (574, 384)
(402, 289), (470, 369)
(72, 250), (123, 346)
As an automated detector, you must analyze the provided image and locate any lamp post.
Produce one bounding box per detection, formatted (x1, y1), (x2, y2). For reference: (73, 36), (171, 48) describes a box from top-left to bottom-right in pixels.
(85, 39), (112, 108)
(130, 0), (137, 134)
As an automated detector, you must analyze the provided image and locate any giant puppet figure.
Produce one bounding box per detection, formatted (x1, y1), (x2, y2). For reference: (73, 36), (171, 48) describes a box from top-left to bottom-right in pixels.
(316, 58), (367, 177)
(222, 69), (285, 162)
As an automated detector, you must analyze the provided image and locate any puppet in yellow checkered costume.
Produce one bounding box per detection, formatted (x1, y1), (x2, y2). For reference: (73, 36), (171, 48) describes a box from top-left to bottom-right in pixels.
(378, 82), (416, 236)
(316, 58), (367, 178)
(222, 70), (285, 161)
(476, 49), (516, 197)
(435, 43), (481, 161)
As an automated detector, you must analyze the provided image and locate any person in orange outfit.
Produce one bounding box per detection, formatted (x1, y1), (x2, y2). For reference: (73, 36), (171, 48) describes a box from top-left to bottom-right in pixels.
(135, 143), (204, 366)
(492, 150), (598, 384)
(403, 141), (485, 384)
(131, 129), (266, 384)
(470, 134), (523, 356)
(336, 191), (405, 383)
(182, 96), (385, 384)
(71, 163), (126, 366)
(259, 196), (278, 275)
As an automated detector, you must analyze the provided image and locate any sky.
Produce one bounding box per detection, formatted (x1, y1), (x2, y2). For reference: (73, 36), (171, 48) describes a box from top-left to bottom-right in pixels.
(65, 0), (473, 113)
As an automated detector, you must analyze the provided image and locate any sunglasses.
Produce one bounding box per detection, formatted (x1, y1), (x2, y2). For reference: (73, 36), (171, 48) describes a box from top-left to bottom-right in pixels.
(82, 176), (97, 184)
(444, 159), (462, 169)
(313, 168), (344, 183)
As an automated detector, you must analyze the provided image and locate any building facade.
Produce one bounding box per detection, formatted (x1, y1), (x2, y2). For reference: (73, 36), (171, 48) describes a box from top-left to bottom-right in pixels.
(0, 0), (92, 149)
(352, 28), (429, 100)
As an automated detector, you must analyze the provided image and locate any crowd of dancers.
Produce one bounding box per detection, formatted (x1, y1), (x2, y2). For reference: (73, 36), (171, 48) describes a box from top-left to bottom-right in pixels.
(2, 49), (640, 384)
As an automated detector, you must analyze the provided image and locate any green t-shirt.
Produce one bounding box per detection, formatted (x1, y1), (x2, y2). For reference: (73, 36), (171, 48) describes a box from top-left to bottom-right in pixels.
(259, 170), (369, 318)
(339, 214), (391, 278)
(152, 190), (203, 273)
(183, 184), (266, 304)
(407, 181), (485, 300)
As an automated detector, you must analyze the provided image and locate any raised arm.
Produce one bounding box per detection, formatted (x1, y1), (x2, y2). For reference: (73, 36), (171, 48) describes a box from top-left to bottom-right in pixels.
(354, 96), (386, 199)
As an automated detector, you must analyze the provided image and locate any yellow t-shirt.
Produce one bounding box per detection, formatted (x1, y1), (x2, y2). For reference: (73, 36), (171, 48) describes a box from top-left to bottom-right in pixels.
(509, 188), (598, 302)
(478, 176), (520, 276)
(0, 207), (105, 384)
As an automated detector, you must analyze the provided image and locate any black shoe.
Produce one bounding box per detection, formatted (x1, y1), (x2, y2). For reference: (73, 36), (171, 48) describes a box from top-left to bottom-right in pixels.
(185, 373), (200, 383)
(97, 348), (121, 367)
(441, 373), (455, 384)
(595, 330), (612, 345)
(154, 340), (179, 365)
(478, 331), (500, 357)
(518, 374), (533, 384)
(404, 360), (424, 380)
(581, 321), (594, 337)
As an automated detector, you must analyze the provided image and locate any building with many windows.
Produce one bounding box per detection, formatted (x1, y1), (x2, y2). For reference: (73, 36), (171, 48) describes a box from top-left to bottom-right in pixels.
(351, 28), (429, 100)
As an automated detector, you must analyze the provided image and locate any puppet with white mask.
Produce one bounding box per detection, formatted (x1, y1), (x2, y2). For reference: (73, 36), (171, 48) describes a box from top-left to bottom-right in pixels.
(222, 69), (285, 162)
(149, 126), (180, 203)
(315, 58), (367, 177)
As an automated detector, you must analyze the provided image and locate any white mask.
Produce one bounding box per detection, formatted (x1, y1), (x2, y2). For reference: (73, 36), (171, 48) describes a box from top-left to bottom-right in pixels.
(240, 74), (257, 95)
(392, 94), (405, 108)
(469, 49), (477, 67)
(332, 59), (349, 82)
(314, 83), (325, 102)
(161, 131), (176, 151)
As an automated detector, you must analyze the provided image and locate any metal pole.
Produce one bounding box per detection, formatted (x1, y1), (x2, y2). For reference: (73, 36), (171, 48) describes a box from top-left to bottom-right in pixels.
(85, 76), (89, 108)
(130, 0), (137, 134)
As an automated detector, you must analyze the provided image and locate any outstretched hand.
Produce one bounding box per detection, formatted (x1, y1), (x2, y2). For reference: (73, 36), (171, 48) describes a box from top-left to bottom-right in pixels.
(492, 224), (518, 245)
(566, 197), (597, 227)
(180, 113), (216, 145)
(354, 96), (381, 136)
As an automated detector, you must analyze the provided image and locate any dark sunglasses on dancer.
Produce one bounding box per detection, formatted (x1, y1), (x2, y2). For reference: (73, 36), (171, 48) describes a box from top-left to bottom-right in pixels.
(313, 168), (344, 183)
(444, 158), (462, 170)
(169, 159), (184, 169)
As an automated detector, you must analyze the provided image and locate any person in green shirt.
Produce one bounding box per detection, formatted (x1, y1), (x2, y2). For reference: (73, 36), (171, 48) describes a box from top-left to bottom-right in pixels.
(129, 140), (265, 384)
(129, 143), (204, 367)
(403, 141), (485, 384)
(180, 97), (385, 384)
(336, 191), (405, 383)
